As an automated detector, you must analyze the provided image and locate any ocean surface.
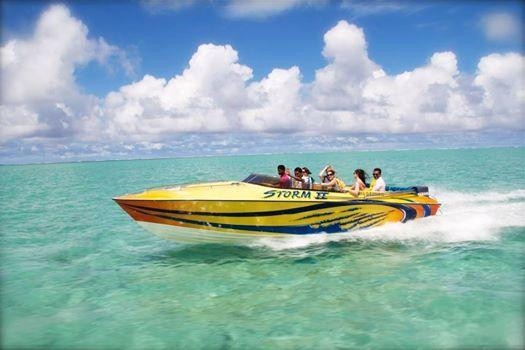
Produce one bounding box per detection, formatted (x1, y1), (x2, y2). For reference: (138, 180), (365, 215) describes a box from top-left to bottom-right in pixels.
(1, 147), (524, 349)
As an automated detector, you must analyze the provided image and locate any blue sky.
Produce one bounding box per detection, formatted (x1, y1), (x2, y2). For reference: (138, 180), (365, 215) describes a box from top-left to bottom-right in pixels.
(1, 0), (524, 164)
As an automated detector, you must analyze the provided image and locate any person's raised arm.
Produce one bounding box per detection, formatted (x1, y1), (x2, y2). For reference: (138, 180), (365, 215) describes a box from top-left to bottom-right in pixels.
(319, 165), (330, 181)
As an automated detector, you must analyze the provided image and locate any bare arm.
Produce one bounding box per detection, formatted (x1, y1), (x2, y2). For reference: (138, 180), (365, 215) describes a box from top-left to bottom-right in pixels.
(318, 165), (329, 181)
(349, 179), (365, 196)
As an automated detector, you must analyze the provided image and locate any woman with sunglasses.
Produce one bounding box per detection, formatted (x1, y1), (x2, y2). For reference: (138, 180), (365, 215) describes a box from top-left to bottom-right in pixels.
(318, 168), (346, 192)
(349, 169), (368, 196)
(319, 165), (334, 183)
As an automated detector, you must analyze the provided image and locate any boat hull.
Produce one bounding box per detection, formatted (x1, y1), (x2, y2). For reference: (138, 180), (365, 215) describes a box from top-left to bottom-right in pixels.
(136, 221), (286, 244)
(114, 183), (440, 243)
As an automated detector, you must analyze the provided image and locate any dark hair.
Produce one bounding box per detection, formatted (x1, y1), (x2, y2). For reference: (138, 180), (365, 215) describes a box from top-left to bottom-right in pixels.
(294, 167), (302, 173)
(354, 169), (368, 184)
(302, 167), (311, 174)
(373, 168), (381, 174)
(277, 165), (285, 171)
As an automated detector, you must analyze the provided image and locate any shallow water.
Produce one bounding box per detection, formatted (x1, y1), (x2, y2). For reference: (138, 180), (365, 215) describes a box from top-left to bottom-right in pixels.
(1, 147), (524, 349)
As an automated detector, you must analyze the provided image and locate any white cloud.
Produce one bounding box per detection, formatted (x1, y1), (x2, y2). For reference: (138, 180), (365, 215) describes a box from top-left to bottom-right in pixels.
(240, 66), (303, 131)
(481, 12), (521, 42)
(311, 20), (383, 110)
(0, 41), (17, 67)
(161, 44), (253, 111)
(224, 0), (323, 18)
(141, 0), (197, 13)
(140, 141), (166, 150)
(305, 21), (523, 133)
(0, 4), (134, 143)
(0, 105), (48, 140)
(357, 51), (475, 132)
(309, 24), (471, 133)
(2, 5), (94, 105)
(103, 44), (254, 139)
(143, 0), (414, 19)
(1, 7), (524, 162)
(102, 46), (305, 138)
(340, 0), (421, 16)
(142, 0), (325, 18)
(474, 53), (525, 127)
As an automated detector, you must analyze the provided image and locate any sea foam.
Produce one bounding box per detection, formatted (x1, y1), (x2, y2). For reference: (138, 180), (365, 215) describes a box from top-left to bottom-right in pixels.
(252, 189), (525, 250)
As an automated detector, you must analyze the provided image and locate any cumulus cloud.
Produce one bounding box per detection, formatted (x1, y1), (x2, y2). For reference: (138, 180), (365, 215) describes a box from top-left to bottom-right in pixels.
(101, 44), (307, 138)
(305, 21), (524, 133)
(103, 44), (254, 139)
(1, 6), (524, 163)
(99, 20), (523, 139)
(481, 12), (521, 42)
(0, 105), (48, 141)
(358, 51), (469, 132)
(2, 5), (93, 105)
(0, 4), (134, 143)
(240, 66), (303, 131)
(474, 53), (525, 127)
(311, 21), (384, 111)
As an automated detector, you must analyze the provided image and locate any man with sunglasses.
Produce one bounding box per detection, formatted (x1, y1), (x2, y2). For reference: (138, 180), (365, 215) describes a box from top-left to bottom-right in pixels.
(369, 168), (386, 193)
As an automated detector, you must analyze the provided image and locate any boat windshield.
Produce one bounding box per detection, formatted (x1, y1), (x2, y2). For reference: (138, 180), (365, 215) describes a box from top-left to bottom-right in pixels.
(242, 173), (279, 188)
(241, 173), (344, 193)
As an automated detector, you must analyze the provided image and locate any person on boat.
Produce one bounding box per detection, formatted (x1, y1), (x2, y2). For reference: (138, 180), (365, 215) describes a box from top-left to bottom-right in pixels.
(290, 167), (304, 189)
(286, 167), (303, 188)
(302, 167), (314, 189)
(290, 167), (303, 189)
(319, 169), (346, 192)
(277, 164), (292, 188)
(319, 165), (334, 183)
(349, 169), (367, 196)
(369, 168), (386, 192)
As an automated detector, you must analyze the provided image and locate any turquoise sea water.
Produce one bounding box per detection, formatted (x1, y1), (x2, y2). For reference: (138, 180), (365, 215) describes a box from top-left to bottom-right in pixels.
(1, 147), (524, 349)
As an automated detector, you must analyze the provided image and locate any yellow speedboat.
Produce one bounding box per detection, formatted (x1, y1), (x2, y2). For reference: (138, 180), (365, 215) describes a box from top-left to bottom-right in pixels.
(113, 174), (440, 244)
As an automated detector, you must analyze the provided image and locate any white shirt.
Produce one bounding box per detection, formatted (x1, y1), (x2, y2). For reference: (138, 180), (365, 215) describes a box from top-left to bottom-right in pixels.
(291, 178), (303, 189)
(372, 177), (386, 192)
(302, 175), (312, 189)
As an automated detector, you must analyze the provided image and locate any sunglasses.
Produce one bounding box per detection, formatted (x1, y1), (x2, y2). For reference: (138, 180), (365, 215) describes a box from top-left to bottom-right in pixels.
(373, 173), (380, 176)
(327, 173), (334, 176)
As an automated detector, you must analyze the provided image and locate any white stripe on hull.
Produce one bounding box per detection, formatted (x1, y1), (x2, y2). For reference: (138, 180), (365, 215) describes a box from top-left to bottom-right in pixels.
(137, 221), (286, 244)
